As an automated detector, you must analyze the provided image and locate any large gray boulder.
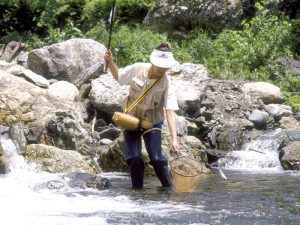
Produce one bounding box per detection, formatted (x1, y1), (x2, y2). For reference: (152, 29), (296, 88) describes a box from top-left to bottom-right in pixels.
(0, 70), (83, 128)
(26, 144), (100, 174)
(0, 70), (93, 157)
(89, 74), (129, 115)
(143, 0), (245, 37)
(27, 38), (106, 87)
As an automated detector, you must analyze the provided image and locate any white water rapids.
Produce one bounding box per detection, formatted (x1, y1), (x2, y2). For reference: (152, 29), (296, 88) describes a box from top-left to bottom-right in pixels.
(219, 129), (283, 172)
(0, 135), (201, 225)
(1, 129), (299, 225)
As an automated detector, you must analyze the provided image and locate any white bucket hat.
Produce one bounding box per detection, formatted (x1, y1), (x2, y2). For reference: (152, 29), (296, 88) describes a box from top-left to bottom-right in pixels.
(150, 43), (177, 69)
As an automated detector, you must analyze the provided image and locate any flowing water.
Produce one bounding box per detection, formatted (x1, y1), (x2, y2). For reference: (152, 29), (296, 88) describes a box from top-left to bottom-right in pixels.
(1, 134), (300, 225)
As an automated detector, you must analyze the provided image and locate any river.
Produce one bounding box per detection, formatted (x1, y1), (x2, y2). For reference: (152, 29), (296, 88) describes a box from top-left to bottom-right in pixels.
(0, 134), (299, 225)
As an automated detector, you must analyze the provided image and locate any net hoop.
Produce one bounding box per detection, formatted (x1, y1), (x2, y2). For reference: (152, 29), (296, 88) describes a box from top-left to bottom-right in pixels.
(169, 156), (204, 177)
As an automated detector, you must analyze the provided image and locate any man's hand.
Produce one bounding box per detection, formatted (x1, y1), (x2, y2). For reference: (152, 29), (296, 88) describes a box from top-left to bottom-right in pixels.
(104, 49), (119, 80)
(104, 50), (113, 63)
(166, 110), (180, 153)
(170, 139), (180, 153)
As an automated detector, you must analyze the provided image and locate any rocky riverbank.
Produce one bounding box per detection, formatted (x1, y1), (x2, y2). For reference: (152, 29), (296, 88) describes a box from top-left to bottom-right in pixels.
(0, 38), (299, 184)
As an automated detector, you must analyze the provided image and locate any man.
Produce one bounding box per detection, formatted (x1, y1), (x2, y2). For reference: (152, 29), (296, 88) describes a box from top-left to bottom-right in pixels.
(104, 43), (180, 189)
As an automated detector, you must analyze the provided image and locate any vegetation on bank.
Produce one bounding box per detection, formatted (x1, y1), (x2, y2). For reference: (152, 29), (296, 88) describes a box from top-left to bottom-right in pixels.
(0, 0), (299, 111)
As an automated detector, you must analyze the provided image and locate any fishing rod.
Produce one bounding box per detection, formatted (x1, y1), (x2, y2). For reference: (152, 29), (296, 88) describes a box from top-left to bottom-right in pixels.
(105, 0), (116, 72)
(107, 0), (116, 51)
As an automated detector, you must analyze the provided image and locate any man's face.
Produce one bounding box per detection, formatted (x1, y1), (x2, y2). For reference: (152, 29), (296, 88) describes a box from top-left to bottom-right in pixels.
(153, 65), (169, 76)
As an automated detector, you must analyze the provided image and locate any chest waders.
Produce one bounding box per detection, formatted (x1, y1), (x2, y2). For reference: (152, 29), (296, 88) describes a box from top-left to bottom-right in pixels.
(124, 74), (173, 189)
(125, 128), (173, 189)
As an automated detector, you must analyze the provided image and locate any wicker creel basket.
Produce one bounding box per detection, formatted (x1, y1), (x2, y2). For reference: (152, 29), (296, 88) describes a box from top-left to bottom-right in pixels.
(170, 156), (204, 193)
(112, 112), (140, 131)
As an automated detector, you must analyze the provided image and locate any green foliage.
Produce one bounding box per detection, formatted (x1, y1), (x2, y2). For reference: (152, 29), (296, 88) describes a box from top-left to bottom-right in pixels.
(115, 0), (155, 24)
(174, 0), (294, 83)
(283, 92), (300, 112)
(85, 20), (108, 42)
(82, 0), (156, 31)
(87, 23), (167, 67)
(105, 25), (168, 66)
(280, 75), (300, 93)
(290, 19), (300, 57)
(0, 31), (24, 43)
(43, 20), (84, 45)
(0, 0), (299, 112)
(36, 0), (84, 29)
(0, 0), (40, 37)
(82, 0), (112, 30)
(179, 30), (213, 64)
(207, 14), (292, 80)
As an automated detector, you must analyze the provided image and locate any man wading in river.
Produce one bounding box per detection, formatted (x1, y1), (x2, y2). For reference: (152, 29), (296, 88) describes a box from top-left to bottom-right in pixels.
(104, 43), (180, 189)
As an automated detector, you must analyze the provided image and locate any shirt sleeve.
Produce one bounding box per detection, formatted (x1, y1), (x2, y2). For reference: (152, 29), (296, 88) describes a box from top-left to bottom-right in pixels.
(117, 64), (137, 86)
(164, 76), (179, 111)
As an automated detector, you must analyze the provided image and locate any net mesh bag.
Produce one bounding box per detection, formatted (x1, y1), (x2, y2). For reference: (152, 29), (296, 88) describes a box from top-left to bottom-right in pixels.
(170, 156), (204, 193)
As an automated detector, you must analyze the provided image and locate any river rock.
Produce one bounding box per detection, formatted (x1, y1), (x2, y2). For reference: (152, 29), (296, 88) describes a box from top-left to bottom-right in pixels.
(89, 74), (129, 115)
(0, 125), (10, 173)
(293, 113), (300, 121)
(143, 0), (244, 36)
(61, 172), (111, 190)
(48, 81), (79, 101)
(0, 60), (13, 70)
(27, 38), (106, 87)
(171, 63), (210, 117)
(25, 144), (100, 174)
(217, 120), (245, 151)
(280, 141), (300, 170)
(0, 70), (84, 128)
(5, 64), (50, 88)
(98, 124), (121, 141)
(0, 139), (9, 174)
(248, 110), (269, 129)
(279, 116), (300, 129)
(99, 138), (113, 145)
(46, 110), (92, 155)
(96, 136), (128, 172)
(264, 104), (292, 120)
(9, 123), (27, 155)
(242, 82), (284, 104)
(178, 135), (208, 165)
(276, 56), (300, 76)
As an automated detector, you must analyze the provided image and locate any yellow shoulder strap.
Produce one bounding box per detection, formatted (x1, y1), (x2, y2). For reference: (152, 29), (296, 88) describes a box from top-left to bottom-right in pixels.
(125, 75), (164, 114)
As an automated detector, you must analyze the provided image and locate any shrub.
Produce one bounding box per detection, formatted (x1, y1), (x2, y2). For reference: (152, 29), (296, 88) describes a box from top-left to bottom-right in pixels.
(82, 0), (155, 30)
(290, 19), (300, 58)
(179, 30), (213, 65)
(107, 25), (167, 66)
(36, 0), (84, 30)
(0, 0), (40, 37)
(194, 1), (294, 82)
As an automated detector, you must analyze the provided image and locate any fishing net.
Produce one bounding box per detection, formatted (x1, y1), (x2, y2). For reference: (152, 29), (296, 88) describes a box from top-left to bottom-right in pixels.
(170, 156), (205, 193)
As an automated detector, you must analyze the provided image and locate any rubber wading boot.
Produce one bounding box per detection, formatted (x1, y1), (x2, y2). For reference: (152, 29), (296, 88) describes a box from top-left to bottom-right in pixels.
(127, 157), (144, 189)
(151, 160), (173, 187)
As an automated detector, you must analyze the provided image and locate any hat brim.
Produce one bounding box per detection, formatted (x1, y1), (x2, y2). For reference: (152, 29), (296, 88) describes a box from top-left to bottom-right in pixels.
(150, 50), (177, 69)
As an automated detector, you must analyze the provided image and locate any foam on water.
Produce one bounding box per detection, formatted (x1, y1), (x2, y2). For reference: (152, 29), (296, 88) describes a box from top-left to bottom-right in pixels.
(0, 134), (36, 172)
(0, 171), (196, 225)
(0, 160), (198, 225)
(1, 130), (299, 224)
(219, 131), (284, 172)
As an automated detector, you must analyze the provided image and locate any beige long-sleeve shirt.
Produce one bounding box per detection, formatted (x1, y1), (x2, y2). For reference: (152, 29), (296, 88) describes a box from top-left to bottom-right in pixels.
(117, 63), (179, 124)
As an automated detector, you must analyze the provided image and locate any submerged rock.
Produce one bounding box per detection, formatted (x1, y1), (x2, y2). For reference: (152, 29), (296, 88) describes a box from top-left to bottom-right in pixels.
(62, 172), (111, 190)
